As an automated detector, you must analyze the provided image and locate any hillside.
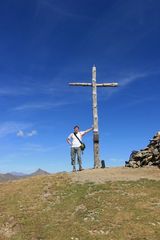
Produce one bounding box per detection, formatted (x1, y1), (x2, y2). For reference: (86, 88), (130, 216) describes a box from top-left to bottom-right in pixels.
(0, 167), (160, 240)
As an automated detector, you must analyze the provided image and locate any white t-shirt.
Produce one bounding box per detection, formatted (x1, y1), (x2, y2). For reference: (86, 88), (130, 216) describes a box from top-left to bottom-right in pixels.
(68, 131), (85, 148)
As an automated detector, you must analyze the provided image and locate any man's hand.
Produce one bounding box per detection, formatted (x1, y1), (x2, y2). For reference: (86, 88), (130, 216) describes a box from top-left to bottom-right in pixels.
(66, 138), (72, 145)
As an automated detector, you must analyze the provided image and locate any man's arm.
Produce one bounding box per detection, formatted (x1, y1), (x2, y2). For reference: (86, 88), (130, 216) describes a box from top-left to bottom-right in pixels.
(66, 134), (72, 145)
(66, 138), (72, 145)
(81, 127), (94, 136)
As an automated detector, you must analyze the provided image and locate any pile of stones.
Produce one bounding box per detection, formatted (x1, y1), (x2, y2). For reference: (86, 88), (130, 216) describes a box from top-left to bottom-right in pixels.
(125, 132), (160, 168)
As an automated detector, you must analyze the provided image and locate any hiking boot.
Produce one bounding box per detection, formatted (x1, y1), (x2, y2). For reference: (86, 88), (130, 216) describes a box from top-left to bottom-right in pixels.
(79, 166), (84, 171)
(73, 166), (76, 172)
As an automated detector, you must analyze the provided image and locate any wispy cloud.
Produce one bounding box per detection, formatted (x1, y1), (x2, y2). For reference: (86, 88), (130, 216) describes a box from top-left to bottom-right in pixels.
(0, 75), (87, 98)
(0, 82), (76, 97)
(0, 86), (34, 97)
(0, 122), (32, 138)
(118, 96), (158, 110)
(104, 70), (158, 99)
(39, 0), (93, 20)
(19, 143), (65, 153)
(119, 72), (148, 87)
(13, 101), (71, 111)
(118, 68), (160, 88)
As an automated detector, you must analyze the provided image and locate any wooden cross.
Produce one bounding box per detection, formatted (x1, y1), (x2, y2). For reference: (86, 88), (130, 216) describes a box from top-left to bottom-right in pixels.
(69, 65), (118, 168)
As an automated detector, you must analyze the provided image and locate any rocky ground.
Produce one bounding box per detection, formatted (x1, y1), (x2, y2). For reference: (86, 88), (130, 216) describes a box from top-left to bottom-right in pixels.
(70, 166), (160, 183)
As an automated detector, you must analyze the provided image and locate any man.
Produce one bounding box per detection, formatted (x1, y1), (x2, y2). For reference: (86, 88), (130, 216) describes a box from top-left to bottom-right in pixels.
(67, 125), (93, 172)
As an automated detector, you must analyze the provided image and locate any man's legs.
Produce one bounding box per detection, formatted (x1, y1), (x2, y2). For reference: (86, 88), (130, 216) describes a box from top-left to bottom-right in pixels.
(77, 147), (83, 171)
(71, 147), (76, 172)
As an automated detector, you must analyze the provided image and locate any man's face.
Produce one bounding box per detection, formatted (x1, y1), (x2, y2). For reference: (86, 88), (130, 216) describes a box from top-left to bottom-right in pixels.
(74, 127), (79, 133)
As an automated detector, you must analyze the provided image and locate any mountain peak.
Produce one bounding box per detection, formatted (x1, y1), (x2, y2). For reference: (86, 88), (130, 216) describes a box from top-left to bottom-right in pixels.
(30, 168), (50, 176)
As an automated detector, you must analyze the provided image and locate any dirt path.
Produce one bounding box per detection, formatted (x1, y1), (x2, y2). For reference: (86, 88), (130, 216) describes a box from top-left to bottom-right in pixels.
(70, 167), (160, 183)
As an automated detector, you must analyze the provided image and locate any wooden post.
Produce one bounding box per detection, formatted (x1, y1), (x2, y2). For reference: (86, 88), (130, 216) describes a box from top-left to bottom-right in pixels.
(92, 65), (100, 168)
(69, 66), (118, 169)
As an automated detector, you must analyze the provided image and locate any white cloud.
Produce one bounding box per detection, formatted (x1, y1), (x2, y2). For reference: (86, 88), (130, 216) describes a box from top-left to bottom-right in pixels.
(16, 129), (38, 138)
(27, 130), (37, 137)
(17, 130), (25, 137)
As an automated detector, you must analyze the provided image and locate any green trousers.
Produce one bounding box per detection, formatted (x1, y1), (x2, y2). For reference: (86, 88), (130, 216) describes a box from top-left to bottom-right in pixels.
(71, 147), (82, 166)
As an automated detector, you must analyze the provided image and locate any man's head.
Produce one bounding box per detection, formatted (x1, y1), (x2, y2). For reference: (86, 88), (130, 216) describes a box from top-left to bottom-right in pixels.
(74, 125), (80, 133)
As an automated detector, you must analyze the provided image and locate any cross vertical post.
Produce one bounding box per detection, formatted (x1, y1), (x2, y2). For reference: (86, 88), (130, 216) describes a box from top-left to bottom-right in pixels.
(92, 65), (100, 168)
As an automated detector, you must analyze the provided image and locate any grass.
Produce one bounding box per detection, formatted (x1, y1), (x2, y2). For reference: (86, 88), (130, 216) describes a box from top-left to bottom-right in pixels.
(0, 174), (160, 240)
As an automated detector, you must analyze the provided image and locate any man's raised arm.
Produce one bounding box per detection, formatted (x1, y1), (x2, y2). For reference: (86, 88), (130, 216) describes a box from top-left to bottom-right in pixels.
(81, 127), (94, 136)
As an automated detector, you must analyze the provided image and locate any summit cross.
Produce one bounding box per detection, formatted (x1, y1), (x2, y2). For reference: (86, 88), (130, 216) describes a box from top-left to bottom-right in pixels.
(69, 65), (118, 168)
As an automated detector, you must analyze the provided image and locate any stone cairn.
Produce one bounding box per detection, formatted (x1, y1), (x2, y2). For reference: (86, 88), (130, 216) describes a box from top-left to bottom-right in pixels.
(125, 132), (160, 168)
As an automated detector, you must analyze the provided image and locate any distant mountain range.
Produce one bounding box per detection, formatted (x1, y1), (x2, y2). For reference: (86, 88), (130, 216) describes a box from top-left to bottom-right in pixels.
(9, 172), (27, 176)
(0, 173), (19, 182)
(0, 168), (50, 182)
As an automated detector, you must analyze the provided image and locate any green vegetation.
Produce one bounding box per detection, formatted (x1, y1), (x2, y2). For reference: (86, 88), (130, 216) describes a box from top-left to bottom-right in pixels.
(0, 174), (160, 240)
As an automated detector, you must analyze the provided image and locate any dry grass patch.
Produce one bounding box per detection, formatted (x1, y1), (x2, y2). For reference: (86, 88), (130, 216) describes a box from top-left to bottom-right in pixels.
(0, 173), (160, 239)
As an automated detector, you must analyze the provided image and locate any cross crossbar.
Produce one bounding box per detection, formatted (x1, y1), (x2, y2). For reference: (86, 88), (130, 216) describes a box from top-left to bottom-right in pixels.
(69, 83), (118, 87)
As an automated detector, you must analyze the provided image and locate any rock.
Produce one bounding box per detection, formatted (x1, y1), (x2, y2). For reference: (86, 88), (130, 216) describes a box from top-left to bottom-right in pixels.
(126, 132), (160, 168)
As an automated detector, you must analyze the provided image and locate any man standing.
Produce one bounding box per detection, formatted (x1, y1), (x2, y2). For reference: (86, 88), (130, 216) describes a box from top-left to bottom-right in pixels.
(67, 125), (93, 172)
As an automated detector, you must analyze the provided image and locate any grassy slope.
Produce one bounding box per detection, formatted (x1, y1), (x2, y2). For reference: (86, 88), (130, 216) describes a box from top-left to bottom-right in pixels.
(0, 173), (160, 240)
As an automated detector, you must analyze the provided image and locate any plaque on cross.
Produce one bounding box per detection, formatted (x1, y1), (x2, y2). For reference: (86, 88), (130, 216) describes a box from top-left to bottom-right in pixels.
(69, 65), (118, 168)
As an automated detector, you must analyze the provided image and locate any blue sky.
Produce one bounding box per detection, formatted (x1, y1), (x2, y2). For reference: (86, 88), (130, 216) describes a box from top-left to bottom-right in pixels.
(0, 0), (160, 173)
